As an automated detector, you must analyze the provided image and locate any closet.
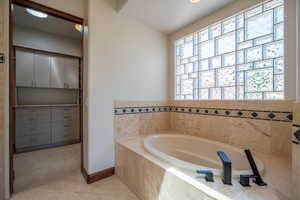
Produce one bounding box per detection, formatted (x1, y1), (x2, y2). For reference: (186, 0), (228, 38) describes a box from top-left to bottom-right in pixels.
(14, 47), (81, 153)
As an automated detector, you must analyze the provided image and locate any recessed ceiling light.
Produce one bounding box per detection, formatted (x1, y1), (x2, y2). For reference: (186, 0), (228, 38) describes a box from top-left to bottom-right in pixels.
(190, 0), (201, 3)
(75, 24), (83, 32)
(26, 8), (48, 18)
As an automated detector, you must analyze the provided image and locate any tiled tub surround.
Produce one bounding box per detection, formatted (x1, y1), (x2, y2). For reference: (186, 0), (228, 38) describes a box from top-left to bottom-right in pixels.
(116, 137), (291, 200)
(114, 101), (171, 141)
(115, 100), (293, 156)
(114, 100), (293, 200)
(292, 102), (300, 200)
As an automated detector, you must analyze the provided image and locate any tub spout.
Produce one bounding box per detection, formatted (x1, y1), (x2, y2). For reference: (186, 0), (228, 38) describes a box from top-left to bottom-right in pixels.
(217, 151), (232, 185)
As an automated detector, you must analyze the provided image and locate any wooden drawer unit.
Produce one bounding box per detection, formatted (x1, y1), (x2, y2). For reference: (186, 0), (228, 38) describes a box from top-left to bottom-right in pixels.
(15, 133), (51, 149)
(14, 106), (80, 152)
(15, 108), (51, 124)
(52, 121), (79, 143)
(52, 107), (76, 121)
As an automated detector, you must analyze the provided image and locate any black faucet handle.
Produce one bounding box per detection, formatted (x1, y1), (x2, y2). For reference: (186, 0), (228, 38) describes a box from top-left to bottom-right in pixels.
(217, 151), (232, 185)
(239, 175), (252, 187)
(196, 170), (214, 182)
(244, 149), (267, 186)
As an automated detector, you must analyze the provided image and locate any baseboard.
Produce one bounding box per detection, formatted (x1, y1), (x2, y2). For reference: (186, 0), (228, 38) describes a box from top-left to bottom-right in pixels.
(81, 167), (115, 184)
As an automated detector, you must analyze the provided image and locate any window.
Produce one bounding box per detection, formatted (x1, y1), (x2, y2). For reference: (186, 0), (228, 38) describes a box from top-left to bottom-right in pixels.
(175, 0), (284, 100)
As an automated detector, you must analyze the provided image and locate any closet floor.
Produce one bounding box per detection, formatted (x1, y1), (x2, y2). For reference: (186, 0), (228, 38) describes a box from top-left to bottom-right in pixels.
(12, 144), (139, 200)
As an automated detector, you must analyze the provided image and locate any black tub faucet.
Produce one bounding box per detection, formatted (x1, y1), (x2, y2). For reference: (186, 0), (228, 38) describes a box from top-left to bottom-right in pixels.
(217, 151), (232, 185)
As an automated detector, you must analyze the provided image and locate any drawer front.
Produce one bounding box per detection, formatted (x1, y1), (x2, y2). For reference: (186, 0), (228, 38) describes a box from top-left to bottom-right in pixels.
(36, 109), (51, 121)
(15, 121), (51, 137)
(15, 109), (36, 124)
(52, 108), (74, 121)
(31, 133), (52, 146)
(16, 109), (51, 124)
(15, 136), (32, 148)
(52, 121), (79, 143)
(15, 133), (51, 149)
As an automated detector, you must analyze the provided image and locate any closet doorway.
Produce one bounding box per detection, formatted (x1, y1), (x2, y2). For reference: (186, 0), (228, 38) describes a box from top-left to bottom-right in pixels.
(9, 0), (84, 195)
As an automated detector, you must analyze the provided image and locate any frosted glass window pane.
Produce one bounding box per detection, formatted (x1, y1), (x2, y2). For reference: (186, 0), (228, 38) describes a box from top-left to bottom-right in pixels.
(211, 88), (221, 99)
(223, 18), (236, 33)
(199, 89), (209, 99)
(246, 6), (262, 18)
(200, 70), (215, 88)
(210, 24), (221, 38)
(200, 59), (209, 71)
(199, 29), (209, 42)
(224, 87), (236, 100)
(236, 14), (244, 28)
(176, 65), (184, 74)
(218, 67), (235, 87)
(237, 50), (244, 64)
(185, 63), (194, 73)
(274, 23), (284, 40)
(200, 40), (215, 59)
(246, 68), (273, 92)
(274, 74), (284, 91)
(254, 35), (273, 45)
(274, 58), (284, 74)
(237, 64), (252, 71)
(190, 56), (198, 62)
(193, 62), (199, 72)
(237, 72), (244, 85)
(223, 53), (235, 66)
(264, 0), (283, 11)
(217, 32), (235, 55)
(246, 93), (263, 100)
(238, 41), (252, 50)
(182, 79), (193, 95)
(246, 46), (262, 62)
(264, 41), (284, 58)
(274, 6), (283, 23)
(182, 42), (193, 58)
(237, 29), (244, 43)
(246, 11), (273, 40)
(254, 60), (273, 69)
(211, 56), (221, 69)
(237, 86), (244, 100)
(264, 92), (284, 100)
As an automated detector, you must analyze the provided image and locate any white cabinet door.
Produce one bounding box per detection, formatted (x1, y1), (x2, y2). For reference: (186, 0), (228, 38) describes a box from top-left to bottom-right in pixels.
(15, 50), (34, 87)
(50, 56), (65, 88)
(64, 58), (79, 89)
(34, 54), (51, 88)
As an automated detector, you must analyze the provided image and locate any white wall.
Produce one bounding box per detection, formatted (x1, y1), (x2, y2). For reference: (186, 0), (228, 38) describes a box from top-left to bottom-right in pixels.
(168, 0), (298, 101)
(297, 0), (300, 101)
(85, 0), (168, 174)
(31, 0), (85, 18)
(13, 25), (82, 57)
(2, 0), (10, 198)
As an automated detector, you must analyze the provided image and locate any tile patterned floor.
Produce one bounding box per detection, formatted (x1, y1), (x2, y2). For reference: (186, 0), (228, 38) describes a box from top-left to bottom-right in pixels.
(12, 144), (139, 200)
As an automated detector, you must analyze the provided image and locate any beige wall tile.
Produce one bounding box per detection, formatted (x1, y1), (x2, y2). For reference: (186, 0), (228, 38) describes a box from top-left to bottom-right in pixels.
(114, 101), (292, 156)
(293, 102), (300, 124)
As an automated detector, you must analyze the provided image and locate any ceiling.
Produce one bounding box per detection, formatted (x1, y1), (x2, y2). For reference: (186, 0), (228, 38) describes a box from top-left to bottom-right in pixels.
(120, 0), (235, 34)
(13, 5), (82, 39)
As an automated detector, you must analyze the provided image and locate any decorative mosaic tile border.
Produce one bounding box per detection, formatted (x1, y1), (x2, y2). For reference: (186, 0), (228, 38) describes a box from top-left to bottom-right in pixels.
(114, 106), (293, 122)
(114, 106), (171, 115)
(292, 124), (300, 145)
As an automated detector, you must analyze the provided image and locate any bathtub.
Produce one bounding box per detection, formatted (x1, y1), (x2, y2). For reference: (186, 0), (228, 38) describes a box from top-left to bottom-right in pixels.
(144, 134), (264, 178)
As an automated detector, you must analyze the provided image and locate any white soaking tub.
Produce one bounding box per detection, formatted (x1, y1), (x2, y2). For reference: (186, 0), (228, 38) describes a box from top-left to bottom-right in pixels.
(144, 134), (264, 178)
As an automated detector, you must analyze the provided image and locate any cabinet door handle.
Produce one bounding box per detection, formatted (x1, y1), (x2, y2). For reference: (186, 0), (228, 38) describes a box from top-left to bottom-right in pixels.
(32, 80), (34, 86)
